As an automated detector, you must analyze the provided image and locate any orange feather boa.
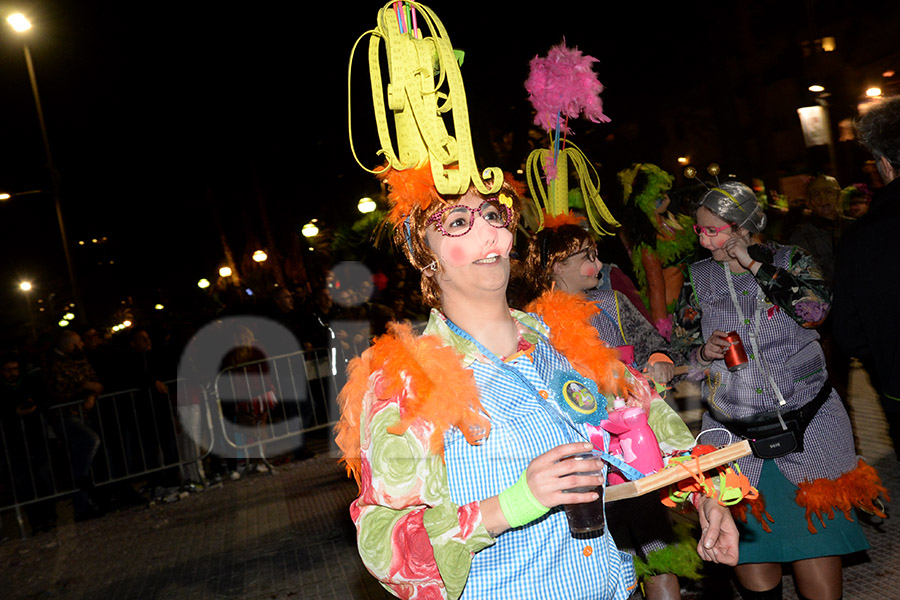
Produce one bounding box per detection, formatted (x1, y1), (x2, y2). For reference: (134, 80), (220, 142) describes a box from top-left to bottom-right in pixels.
(335, 291), (630, 488)
(525, 290), (633, 399)
(334, 322), (488, 487)
(730, 492), (775, 533)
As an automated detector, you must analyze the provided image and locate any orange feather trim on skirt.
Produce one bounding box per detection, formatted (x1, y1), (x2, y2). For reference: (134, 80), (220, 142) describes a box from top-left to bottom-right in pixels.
(526, 290), (633, 399)
(730, 492), (775, 533)
(795, 459), (889, 534)
(334, 322), (489, 488)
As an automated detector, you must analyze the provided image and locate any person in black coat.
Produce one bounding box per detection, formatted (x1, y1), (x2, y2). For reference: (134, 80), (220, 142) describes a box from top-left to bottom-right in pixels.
(834, 96), (900, 459)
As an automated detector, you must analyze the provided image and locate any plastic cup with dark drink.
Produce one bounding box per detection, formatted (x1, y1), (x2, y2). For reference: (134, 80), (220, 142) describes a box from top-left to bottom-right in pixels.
(559, 452), (605, 534)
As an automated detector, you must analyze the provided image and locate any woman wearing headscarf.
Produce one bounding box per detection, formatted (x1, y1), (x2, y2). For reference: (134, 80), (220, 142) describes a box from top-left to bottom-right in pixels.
(673, 181), (887, 600)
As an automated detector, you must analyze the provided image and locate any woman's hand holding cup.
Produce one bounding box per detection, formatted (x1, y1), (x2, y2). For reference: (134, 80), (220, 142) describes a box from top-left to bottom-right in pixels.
(526, 442), (603, 507)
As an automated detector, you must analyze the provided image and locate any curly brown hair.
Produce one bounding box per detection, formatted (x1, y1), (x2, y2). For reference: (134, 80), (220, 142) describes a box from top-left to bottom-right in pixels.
(522, 224), (594, 297)
(393, 181), (523, 308)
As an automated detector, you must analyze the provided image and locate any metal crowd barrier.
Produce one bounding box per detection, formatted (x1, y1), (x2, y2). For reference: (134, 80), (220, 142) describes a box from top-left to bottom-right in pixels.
(0, 378), (213, 539)
(1, 339), (354, 539)
(211, 346), (342, 466)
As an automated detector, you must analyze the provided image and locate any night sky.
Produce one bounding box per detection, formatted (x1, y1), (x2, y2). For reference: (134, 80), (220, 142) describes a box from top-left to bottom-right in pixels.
(0, 1), (884, 336)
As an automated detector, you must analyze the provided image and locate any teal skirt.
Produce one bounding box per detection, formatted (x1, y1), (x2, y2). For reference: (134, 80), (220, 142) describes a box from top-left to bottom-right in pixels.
(737, 459), (870, 564)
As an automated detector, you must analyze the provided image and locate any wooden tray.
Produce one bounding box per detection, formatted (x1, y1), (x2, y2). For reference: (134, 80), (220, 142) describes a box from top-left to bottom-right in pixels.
(605, 440), (751, 503)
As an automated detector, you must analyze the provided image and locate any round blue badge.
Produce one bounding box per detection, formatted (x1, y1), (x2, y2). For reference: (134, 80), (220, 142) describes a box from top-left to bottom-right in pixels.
(547, 370), (608, 425)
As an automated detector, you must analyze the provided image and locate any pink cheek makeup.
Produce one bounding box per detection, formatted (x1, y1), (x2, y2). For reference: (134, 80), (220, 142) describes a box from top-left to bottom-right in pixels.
(439, 227), (513, 268)
(700, 234), (727, 251)
(443, 245), (470, 268)
(711, 236), (729, 249)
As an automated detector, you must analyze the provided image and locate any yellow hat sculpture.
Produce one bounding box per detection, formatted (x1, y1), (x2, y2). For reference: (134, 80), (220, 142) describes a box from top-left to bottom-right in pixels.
(348, 1), (502, 198)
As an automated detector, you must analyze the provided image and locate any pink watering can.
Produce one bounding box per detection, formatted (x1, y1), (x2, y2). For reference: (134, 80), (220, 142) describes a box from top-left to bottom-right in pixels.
(601, 397), (664, 485)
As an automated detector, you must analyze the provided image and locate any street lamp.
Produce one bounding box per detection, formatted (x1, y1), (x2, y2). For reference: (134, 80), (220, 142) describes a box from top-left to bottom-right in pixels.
(252, 250), (267, 263)
(7, 13), (30, 31)
(798, 85), (839, 178)
(0, 189), (43, 201)
(18, 280), (37, 340)
(302, 221), (319, 238)
(358, 197), (377, 214)
(6, 13), (82, 318)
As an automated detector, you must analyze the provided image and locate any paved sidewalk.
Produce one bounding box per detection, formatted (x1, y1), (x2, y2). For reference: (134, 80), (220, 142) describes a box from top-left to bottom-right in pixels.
(1, 446), (391, 600)
(2, 364), (897, 599)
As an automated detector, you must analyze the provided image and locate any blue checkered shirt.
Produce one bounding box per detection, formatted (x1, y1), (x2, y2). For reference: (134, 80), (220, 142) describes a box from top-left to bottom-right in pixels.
(428, 310), (638, 600)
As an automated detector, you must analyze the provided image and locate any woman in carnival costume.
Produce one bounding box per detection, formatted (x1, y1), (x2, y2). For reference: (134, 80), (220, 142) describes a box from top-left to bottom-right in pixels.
(618, 164), (697, 338)
(335, 164), (739, 600)
(522, 215), (687, 386)
(673, 181), (888, 600)
(521, 215), (700, 600)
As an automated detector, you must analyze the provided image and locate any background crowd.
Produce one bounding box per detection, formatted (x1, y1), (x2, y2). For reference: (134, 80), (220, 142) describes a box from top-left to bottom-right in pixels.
(0, 137), (891, 549)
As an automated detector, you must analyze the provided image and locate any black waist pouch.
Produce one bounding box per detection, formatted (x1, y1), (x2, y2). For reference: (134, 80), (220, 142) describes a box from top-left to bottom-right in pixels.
(711, 381), (832, 459)
(743, 419), (803, 459)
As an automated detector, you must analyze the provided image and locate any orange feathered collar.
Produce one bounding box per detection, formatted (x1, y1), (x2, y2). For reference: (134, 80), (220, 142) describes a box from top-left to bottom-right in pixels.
(335, 291), (632, 487)
(524, 290), (632, 398)
(334, 321), (489, 487)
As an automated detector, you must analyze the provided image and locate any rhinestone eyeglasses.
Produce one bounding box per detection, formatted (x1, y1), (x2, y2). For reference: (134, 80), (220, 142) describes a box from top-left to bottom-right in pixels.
(425, 199), (511, 237)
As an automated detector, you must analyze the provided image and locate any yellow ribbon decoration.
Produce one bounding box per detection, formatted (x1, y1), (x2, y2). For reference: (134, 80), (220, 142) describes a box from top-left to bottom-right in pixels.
(348, 2), (501, 197)
(525, 142), (619, 235)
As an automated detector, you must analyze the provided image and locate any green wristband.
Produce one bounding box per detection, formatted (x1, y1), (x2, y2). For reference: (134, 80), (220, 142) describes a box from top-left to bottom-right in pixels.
(498, 469), (550, 529)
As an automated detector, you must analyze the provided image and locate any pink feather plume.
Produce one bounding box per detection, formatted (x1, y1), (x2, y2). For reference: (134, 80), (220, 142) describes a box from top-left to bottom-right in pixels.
(525, 41), (610, 134)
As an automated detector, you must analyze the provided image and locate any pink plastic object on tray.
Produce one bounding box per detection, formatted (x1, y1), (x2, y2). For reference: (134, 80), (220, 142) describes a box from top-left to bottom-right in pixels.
(601, 397), (664, 485)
